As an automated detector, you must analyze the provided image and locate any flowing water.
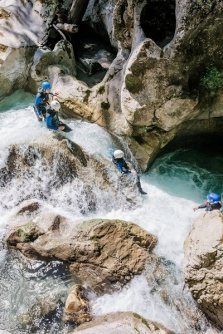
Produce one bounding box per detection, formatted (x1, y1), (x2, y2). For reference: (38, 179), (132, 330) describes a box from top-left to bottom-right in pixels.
(0, 91), (222, 333)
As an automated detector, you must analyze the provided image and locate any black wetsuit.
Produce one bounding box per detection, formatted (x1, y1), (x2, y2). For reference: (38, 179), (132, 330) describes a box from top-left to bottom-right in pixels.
(198, 201), (221, 211)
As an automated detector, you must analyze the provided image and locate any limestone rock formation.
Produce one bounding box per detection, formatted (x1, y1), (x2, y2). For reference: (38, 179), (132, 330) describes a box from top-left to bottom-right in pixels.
(2, 0), (223, 169)
(6, 201), (157, 293)
(0, 0), (77, 97)
(58, 0), (223, 170)
(72, 312), (174, 334)
(29, 40), (76, 93)
(63, 284), (92, 324)
(0, 45), (35, 99)
(184, 211), (223, 329)
(0, 0), (52, 97)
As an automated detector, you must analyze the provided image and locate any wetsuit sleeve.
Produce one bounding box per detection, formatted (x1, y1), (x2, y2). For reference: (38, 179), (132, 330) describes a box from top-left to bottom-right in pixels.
(35, 94), (42, 107)
(197, 203), (207, 209)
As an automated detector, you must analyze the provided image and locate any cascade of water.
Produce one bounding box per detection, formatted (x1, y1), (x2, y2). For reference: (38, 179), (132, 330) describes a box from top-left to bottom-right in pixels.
(0, 91), (222, 333)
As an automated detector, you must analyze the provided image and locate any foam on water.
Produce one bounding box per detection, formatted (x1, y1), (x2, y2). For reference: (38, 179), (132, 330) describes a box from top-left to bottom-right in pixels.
(0, 91), (222, 333)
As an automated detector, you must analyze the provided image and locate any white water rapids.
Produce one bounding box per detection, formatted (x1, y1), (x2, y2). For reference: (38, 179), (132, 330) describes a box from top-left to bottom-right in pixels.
(0, 91), (221, 334)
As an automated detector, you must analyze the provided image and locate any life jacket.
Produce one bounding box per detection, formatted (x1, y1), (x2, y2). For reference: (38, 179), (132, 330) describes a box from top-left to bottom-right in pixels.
(112, 157), (131, 174)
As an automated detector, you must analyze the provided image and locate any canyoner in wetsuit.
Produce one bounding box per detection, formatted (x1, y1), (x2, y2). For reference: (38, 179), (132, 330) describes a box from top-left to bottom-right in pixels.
(193, 192), (222, 212)
(112, 150), (147, 195)
(45, 100), (65, 131)
(34, 81), (55, 121)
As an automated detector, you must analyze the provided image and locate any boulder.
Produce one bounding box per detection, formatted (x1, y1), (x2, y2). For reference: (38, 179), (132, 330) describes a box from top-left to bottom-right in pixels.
(184, 211), (223, 328)
(63, 284), (92, 324)
(18, 295), (63, 328)
(6, 201), (157, 293)
(0, 134), (140, 211)
(0, 46), (35, 99)
(29, 40), (76, 93)
(72, 312), (174, 334)
(0, 135), (88, 187)
(0, 0), (61, 97)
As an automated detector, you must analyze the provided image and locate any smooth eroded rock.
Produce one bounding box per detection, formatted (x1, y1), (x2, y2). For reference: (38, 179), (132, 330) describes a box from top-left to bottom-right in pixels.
(72, 312), (174, 334)
(6, 202), (157, 293)
(63, 284), (92, 324)
(184, 211), (223, 328)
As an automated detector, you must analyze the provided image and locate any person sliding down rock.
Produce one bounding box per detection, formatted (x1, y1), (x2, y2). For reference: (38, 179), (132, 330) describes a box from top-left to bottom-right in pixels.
(193, 192), (222, 212)
(112, 150), (147, 195)
(45, 101), (66, 131)
(34, 81), (58, 121)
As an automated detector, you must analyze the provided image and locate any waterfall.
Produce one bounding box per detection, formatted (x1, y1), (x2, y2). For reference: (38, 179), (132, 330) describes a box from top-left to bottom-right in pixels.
(0, 91), (221, 333)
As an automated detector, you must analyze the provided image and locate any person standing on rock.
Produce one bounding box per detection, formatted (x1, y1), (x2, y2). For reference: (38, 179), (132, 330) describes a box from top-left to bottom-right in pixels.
(34, 81), (58, 121)
(112, 150), (147, 195)
(193, 192), (222, 212)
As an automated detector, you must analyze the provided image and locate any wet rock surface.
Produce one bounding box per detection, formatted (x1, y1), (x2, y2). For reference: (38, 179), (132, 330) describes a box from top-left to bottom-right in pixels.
(146, 255), (209, 333)
(0, 134), (140, 211)
(1, 1), (223, 169)
(184, 211), (223, 329)
(72, 312), (174, 334)
(6, 200), (157, 293)
(63, 284), (92, 324)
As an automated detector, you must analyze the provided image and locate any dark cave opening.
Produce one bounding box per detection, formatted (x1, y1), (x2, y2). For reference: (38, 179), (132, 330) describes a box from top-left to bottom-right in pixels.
(40, 4), (117, 88)
(71, 23), (117, 87)
(140, 0), (176, 48)
(159, 130), (223, 158)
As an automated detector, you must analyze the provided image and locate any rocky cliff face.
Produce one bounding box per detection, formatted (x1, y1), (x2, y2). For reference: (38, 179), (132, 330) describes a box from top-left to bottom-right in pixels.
(1, 0), (223, 169)
(184, 211), (223, 329)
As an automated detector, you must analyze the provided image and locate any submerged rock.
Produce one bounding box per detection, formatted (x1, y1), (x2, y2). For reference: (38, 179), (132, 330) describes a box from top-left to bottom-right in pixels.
(6, 201), (157, 293)
(146, 255), (209, 333)
(63, 284), (92, 324)
(18, 295), (63, 328)
(184, 211), (223, 329)
(0, 134), (140, 211)
(72, 312), (174, 334)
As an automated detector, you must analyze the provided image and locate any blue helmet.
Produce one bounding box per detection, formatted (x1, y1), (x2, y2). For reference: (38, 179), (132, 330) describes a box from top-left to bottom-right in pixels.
(207, 192), (221, 203)
(41, 81), (51, 90)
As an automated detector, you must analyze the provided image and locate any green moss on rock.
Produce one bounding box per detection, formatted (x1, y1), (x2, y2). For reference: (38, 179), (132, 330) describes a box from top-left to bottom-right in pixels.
(17, 222), (39, 242)
(125, 74), (144, 94)
(201, 67), (223, 91)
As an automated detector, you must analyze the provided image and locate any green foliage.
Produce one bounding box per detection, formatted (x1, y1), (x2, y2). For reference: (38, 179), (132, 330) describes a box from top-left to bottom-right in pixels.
(201, 67), (223, 91)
